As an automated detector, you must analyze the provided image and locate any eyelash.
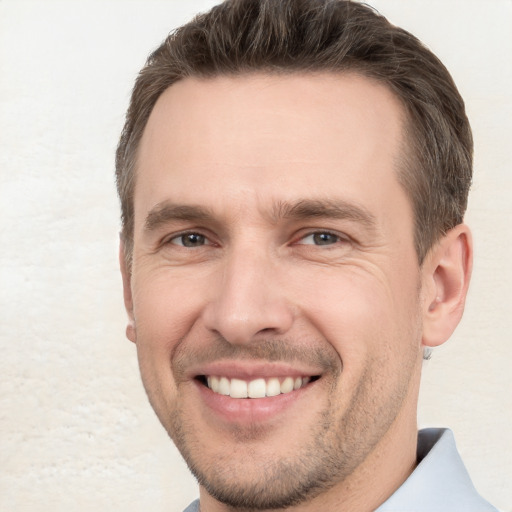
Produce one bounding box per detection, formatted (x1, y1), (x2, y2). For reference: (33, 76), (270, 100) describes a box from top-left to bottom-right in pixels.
(295, 231), (346, 247)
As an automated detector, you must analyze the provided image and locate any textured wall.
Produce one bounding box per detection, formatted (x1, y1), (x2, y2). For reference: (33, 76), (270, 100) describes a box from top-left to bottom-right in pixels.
(0, 1), (510, 511)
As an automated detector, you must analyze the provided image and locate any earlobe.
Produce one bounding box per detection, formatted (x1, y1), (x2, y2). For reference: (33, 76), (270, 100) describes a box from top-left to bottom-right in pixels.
(422, 224), (473, 348)
(119, 239), (137, 343)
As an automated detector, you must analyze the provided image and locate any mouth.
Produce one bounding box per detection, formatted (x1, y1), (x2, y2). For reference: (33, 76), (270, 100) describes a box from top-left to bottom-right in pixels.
(196, 375), (320, 399)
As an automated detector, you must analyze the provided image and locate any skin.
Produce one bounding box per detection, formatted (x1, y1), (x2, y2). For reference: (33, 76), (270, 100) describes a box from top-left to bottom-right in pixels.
(121, 73), (472, 511)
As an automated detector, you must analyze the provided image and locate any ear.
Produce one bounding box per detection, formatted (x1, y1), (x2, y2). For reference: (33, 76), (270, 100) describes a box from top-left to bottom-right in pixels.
(119, 239), (137, 343)
(421, 224), (473, 348)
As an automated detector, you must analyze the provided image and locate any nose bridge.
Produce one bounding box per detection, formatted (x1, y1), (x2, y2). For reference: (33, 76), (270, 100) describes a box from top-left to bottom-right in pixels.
(202, 240), (293, 345)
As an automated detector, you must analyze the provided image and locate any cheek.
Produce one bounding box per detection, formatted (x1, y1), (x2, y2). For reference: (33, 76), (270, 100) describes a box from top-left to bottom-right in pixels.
(297, 267), (422, 421)
(132, 270), (204, 348)
(296, 264), (421, 360)
(130, 271), (207, 405)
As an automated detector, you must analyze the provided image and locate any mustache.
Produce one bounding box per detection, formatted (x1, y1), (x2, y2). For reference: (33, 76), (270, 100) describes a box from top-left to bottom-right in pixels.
(171, 336), (341, 377)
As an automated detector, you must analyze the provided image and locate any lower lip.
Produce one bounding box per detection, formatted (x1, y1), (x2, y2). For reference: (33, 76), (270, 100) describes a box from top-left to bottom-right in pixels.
(194, 380), (315, 425)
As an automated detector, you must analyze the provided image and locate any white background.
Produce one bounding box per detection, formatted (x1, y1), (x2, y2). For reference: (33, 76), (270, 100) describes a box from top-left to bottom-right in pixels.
(0, 1), (510, 511)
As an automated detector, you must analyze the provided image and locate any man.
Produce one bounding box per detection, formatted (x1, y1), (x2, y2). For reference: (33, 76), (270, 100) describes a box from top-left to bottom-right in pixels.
(116, 0), (498, 510)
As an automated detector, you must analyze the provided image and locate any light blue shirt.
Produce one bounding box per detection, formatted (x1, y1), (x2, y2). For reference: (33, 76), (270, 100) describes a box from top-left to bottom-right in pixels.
(376, 428), (497, 511)
(183, 428), (497, 511)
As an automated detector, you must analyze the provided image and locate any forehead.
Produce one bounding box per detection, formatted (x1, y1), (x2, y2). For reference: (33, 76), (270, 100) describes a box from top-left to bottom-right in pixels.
(135, 72), (408, 224)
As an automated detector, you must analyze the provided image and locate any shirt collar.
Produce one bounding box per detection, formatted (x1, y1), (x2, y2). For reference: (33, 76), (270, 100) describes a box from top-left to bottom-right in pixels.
(376, 428), (497, 512)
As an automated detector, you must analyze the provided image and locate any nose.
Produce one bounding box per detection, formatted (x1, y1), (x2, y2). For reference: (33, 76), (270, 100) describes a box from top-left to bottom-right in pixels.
(202, 247), (294, 345)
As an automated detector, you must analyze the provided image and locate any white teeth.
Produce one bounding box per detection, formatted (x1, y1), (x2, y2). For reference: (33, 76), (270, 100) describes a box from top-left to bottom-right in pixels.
(219, 377), (230, 396)
(206, 375), (314, 398)
(280, 377), (294, 394)
(266, 378), (281, 397)
(230, 378), (248, 398)
(248, 378), (266, 398)
(209, 376), (219, 392)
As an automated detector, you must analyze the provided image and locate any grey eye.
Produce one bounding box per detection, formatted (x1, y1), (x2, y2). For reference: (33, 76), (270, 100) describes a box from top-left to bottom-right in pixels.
(172, 233), (207, 247)
(312, 233), (338, 245)
(299, 232), (340, 246)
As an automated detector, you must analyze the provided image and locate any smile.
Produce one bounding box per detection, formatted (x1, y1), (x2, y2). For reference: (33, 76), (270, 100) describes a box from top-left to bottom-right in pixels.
(203, 375), (315, 399)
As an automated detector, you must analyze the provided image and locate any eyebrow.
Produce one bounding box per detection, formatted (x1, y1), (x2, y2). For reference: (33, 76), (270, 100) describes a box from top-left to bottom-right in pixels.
(144, 202), (216, 232)
(271, 198), (377, 231)
(143, 198), (377, 233)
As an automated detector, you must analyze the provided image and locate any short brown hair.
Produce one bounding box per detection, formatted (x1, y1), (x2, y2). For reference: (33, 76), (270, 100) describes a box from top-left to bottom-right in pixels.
(116, 0), (472, 265)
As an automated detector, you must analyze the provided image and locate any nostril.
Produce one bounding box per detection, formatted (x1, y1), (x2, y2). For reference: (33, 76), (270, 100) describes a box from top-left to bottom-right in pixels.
(257, 327), (278, 335)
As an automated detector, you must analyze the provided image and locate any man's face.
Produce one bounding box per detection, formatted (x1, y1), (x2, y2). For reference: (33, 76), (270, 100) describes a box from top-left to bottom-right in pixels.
(124, 73), (426, 508)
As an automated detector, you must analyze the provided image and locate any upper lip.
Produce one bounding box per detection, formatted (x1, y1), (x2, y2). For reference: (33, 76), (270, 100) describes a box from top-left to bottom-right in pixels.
(187, 360), (322, 380)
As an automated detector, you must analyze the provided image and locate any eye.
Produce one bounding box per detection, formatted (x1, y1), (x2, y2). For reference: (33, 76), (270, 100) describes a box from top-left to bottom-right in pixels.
(169, 232), (208, 248)
(298, 232), (342, 246)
